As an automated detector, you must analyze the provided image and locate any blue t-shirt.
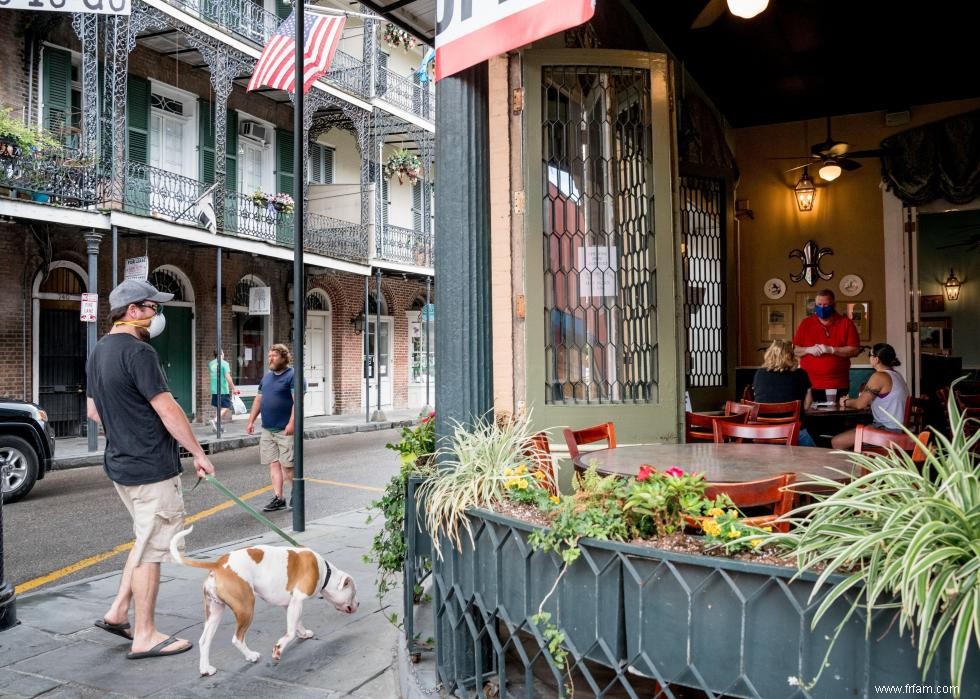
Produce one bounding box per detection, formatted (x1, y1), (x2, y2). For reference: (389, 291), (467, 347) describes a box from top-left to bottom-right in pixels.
(258, 367), (294, 431)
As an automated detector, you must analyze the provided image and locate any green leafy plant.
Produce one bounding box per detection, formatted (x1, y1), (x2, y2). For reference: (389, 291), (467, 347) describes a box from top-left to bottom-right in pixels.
(624, 465), (709, 538)
(381, 22), (419, 50)
(777, 384), (980, 692)
(0, 107), (59, 155)
(697, 503), (772, 553)
(501, 463), (559, 509)
(383, 149), (423, 185)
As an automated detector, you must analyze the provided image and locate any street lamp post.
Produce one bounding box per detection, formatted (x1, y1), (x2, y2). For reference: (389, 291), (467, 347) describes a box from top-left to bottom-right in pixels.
(0, 485), (16, 630)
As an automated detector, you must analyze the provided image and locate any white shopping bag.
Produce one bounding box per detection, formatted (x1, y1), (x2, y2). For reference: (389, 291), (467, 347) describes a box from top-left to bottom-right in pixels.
(231, 394), (248, 416)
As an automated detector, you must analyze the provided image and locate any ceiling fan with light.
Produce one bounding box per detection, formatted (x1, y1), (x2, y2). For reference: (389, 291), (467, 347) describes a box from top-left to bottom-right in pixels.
(779, 117), (890, 181)
(691, 0), (770, 29)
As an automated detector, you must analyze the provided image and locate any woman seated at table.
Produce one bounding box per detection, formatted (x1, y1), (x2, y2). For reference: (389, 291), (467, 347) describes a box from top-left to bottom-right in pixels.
(831, 342), (909, 450)
(753, 340), (815, 446)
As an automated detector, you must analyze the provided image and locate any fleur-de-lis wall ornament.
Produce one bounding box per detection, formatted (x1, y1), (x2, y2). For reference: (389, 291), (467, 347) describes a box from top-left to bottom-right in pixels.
(789, 240), (833, 287)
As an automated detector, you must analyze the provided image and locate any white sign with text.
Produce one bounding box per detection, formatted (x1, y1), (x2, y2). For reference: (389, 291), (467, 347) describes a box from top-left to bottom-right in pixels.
(124, 256), (148, 281)
(577, 245), (618, 298)
(0, 0), (131, 15)
(80, 293), (98, 322)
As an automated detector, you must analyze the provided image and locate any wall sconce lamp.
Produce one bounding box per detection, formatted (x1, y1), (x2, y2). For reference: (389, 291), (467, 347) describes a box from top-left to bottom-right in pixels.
(944, 268), (961, 301)
(351, 311), (366, 334)
(794, 166), (816, 211)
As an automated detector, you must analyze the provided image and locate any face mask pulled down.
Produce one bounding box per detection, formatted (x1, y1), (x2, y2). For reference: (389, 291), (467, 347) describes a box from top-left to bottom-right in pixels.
(116, 313), (166, 339)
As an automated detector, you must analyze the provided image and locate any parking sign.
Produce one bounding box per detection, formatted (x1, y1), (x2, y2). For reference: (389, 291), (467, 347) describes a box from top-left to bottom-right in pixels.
(80, 293), (98, 322)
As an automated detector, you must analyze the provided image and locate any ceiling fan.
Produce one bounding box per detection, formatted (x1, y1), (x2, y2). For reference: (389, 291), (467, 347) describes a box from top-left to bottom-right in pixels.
(779, 117), (889, 181)
(691, 0), (770, 29)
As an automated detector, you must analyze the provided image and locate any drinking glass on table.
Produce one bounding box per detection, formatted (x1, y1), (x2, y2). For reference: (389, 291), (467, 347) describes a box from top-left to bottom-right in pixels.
(826, 388), (838, 405)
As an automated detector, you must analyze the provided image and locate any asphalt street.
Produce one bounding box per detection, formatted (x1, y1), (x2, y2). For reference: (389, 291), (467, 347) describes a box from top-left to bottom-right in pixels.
(4, 429), (402, 594)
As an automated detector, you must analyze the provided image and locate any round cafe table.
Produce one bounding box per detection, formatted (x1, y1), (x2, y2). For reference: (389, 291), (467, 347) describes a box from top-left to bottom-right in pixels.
(572, 443), (856, 487)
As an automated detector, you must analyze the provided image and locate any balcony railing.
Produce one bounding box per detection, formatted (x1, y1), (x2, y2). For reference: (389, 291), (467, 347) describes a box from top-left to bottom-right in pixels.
(375, 65), (435, 122)
(0, 148), (99, 208)
(378, 223), (432, 268)
(307, 212), (369, 262)
(124, 162), (211, 225)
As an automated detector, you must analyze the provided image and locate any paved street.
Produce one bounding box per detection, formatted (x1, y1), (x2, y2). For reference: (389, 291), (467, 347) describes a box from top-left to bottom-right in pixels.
(5, 429), (402, 594)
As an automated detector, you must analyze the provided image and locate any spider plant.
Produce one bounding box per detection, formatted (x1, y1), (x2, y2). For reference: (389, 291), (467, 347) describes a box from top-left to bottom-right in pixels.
(778, 384), (980, 691)
(418, 410), (541, 558)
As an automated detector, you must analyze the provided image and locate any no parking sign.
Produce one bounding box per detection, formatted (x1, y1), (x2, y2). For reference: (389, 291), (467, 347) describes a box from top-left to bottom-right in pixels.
(80, 293), (98, 323)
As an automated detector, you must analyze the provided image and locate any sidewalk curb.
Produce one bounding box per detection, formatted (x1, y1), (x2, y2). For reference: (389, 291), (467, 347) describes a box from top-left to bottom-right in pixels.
(52, 419), (415, 470)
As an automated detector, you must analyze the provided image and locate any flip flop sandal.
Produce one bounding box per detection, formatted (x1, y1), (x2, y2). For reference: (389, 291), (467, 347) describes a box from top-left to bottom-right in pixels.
(126, 635), (193, 660)
(94, 619), (133, 640)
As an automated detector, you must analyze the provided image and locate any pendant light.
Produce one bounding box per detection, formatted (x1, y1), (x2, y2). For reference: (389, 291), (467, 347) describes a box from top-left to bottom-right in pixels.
(818, 160), (842, 182)
(794, 166), (816, 211)
(727, 0), (770, 20)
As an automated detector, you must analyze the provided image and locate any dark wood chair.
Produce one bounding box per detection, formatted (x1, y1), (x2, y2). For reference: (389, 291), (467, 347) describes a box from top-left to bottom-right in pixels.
(741, 383), (755, 401)
(704, 473), (797, 533)
(742, 399), (801, 424)
(854, 425), (931, 464)
(713, 420), (800, 446)
(903, 395), (930, 433)
(526, 432), (558, 495)
(954, 392), (980, 410)
(563, 422), (616, 460)
(724, 401), (759, 421)
(685, 411), (748, 443)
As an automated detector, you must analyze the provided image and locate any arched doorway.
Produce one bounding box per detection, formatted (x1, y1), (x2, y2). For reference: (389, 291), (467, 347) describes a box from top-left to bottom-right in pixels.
(232, 275), (271, 394)
(304, 289), (332, 416)
(33, 262), (87, 437)
(148, 266), (195, 416)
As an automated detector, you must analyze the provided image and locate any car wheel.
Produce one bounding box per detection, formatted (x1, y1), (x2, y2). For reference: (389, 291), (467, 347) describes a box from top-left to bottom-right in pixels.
(0, 435), (39, 504)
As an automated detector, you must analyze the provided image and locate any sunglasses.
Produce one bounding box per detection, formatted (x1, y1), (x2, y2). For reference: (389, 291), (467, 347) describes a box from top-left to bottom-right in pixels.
(138, 303), (162, 314)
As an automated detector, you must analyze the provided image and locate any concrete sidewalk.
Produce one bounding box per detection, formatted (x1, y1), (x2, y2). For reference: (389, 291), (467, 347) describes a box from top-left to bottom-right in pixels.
(54, 409), (423, 470)
(0, 507), (404, 698)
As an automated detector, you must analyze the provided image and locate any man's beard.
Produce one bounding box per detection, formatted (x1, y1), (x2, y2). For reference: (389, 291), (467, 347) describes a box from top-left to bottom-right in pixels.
(270, 358), (287, 371)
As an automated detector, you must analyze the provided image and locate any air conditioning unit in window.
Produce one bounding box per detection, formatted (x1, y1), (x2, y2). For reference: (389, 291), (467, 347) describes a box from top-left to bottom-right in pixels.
(239, 121), (268, 144)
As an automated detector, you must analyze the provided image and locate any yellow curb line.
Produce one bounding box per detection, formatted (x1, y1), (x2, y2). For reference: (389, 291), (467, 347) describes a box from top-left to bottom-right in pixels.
(305, 477), (384, 493)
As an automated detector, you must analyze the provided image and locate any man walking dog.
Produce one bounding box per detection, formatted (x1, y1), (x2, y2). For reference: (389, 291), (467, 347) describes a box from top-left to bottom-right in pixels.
(86, 279), (215, 659)
(246, 343), (297, 511)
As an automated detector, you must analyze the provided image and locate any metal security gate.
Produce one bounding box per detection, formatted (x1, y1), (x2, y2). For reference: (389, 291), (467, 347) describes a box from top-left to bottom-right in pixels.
(680, 175), (726, 390)
(39, 307), (87, 437)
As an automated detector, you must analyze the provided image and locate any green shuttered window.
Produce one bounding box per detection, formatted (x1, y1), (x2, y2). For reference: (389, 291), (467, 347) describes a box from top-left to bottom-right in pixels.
(43, 47), (72, 140)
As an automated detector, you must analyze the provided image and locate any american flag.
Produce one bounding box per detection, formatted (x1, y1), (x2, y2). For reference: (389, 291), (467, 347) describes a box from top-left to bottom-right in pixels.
(247, 10), (346, 95)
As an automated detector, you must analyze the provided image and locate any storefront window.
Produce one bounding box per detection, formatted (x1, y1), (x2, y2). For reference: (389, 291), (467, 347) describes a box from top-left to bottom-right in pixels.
(232, 275), (269, 386)
(408, 304), (434, 384)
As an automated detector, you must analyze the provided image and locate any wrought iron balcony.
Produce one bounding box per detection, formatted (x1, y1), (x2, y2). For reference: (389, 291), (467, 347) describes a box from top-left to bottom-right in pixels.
(375, 64), (435, 122)
(0, 147), (99, 208)
(124, 162), (212, 225)
(377, 223), (432, 268)
(306, 212), (370, 262)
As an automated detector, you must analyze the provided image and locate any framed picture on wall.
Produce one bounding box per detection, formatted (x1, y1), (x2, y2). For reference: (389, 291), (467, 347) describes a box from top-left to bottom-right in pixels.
(841, 300), (871, 341)
(796, 292), (818, 323)
(761, 303), (794, 343)
(920, 316), (952, 355)
(920, 294), (945, 313)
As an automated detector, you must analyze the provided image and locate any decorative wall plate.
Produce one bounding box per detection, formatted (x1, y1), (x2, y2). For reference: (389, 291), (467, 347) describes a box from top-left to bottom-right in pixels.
(839, 274), (864, 297)
(764, 278), (786, 300)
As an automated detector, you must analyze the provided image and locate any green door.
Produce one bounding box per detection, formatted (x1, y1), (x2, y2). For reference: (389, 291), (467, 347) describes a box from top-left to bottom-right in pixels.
(150, 306), (194, 416)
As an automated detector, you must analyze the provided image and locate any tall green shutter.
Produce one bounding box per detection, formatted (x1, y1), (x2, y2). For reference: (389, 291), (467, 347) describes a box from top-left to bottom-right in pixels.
(224, 110), (238, 232)
(43, 47), (72, 141)
(275, 128), (295, 197)
(198, 99), (216, 185)
(275, 0), (290, 19)
(413, 181), (422, 231)
(126, 75), (150, 165)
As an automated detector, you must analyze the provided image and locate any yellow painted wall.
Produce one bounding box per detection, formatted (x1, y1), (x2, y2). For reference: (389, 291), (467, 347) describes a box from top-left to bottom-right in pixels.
(734, 98), (980, 366)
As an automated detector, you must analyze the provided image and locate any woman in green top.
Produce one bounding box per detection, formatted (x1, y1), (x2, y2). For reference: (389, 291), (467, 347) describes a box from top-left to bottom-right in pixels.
(208, 350), (237, 431)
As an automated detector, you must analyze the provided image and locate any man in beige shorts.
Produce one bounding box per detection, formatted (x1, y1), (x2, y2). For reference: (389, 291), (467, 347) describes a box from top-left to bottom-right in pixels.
(246, 344), (297, 511)
(86, 279), (215, 659)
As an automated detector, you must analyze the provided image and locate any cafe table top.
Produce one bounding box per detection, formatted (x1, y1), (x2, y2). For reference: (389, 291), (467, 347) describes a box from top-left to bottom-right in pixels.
(572, 442), (857, 484)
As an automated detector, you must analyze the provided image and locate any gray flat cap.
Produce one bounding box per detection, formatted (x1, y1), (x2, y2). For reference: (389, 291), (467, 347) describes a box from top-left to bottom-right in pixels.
(109, 279), (174, 312)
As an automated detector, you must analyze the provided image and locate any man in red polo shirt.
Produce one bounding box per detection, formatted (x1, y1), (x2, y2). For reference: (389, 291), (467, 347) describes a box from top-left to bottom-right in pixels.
(792, 288), (861, 401)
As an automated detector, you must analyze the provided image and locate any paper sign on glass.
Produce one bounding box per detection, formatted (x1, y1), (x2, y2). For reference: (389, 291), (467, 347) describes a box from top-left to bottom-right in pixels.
(577, 245), (618, 298)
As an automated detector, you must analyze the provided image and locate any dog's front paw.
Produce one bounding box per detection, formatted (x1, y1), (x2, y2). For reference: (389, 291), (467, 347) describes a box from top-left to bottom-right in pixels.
(200, 665), (217, 677)
(298, 629), (314, 639)
(245, 650), (260, 663)
(272, 644), (282, 661)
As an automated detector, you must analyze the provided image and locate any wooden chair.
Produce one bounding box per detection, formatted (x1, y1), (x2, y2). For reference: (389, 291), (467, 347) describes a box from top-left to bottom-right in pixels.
(903, 395), (930, 434)
(724, 401), (759, 421)
(526, 432), (558, 495)
(741, 383), (755, 401)
(954, 392), (980, 410)
(854, 425), (931, 464)
(713, 420), (800, 446)
(704, 473), (797, 533)
(685, 411), (748, 443)
(563, 422), (617, 460)
(742, 399), (801, 424)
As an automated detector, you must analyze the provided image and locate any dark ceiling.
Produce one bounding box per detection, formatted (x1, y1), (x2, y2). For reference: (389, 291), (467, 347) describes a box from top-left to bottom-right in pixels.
(367, 0), (978, 128)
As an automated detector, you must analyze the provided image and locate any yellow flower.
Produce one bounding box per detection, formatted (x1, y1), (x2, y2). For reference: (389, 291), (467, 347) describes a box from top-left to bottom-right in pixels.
(533, 471), (547, 481)
(763, 526), (773, 532)
(707, 507), (725, 517)
(515, 464), (528, 475)
(702, 520), (722, 537)
(503, 467), (513, 477)
(751, 539), (763, 548)
(517, 478), (528, 490)
(550, 495), (561, 505)
(505, 478), (519, 489)
(727, 510), (739, 519)
(728, 529), (741, 539)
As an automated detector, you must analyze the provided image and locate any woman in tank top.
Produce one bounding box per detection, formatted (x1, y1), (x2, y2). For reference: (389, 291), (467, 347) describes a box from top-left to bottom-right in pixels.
(830, 342), (909, 450)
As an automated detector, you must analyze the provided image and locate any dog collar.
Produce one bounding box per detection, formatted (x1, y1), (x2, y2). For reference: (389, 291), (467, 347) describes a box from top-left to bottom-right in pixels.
(320, 562), (332, 591)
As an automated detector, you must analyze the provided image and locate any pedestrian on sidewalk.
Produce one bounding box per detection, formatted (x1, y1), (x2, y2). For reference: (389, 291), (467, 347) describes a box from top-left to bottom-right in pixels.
(86, 278), (215, 660)
(208, 349), (238, 432)
(246, 343), (296, 512)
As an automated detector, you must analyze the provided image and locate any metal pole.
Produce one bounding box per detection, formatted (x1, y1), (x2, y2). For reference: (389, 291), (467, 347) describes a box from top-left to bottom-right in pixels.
(371, 267), (386, 421)
(291, 3), (306, 533)
(422, 275), (432, 415)
(111, 225), (118, 288)
(0, 485), (15, 630)
(364, 274), (370, 423)
(215, 247), (222, 440)
(85, 230), (102, 452)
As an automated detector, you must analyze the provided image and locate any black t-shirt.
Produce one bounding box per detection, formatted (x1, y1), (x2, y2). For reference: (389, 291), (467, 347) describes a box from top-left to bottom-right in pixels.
(86, 333), (182, 485)
(752, 368), (811, 404)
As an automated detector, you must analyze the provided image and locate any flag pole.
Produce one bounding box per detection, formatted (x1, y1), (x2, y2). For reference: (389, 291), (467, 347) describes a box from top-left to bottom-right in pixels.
(292, 2), (306, 533)
(302, 4), (376, 20)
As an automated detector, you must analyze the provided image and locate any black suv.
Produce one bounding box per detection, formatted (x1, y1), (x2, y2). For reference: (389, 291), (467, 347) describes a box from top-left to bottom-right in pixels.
(0, 399), (56, 503)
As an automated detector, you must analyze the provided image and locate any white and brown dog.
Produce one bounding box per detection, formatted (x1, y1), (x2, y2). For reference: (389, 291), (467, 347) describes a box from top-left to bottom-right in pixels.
(169, 527), (358, 676)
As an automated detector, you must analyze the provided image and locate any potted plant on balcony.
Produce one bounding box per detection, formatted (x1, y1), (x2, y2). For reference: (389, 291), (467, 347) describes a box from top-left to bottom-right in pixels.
(381, 23), (418, 51)
(0, 107), (58, 158)
(250, 189), (270, 209)
(383, 149), (422, 185)
(270, 192), (294, 214)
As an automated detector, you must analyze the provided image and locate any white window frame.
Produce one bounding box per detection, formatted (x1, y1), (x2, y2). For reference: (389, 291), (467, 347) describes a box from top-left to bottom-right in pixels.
(148, 80), (197, 180)
(236, 110), (274, 194)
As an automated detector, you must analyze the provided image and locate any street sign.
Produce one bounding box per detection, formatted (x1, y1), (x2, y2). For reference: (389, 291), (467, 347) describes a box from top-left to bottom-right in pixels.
(0, 0), (132, 14)
(124, 256), (148, 281)
(80, 293), (98, 322)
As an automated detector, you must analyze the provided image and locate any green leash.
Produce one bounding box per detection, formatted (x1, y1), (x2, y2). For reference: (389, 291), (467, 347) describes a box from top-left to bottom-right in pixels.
(189, 475), (301, 547)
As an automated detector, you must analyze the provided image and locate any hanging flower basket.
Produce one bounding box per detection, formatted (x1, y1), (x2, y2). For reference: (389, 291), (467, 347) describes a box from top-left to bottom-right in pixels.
(383, 149), (423, 186)
(381, 23), (418, 51)
(250, 189), (269, 208)
(270, 192), (294, 214)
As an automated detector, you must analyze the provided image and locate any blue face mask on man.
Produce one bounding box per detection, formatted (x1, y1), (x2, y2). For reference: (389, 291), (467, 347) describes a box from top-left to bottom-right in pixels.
(814, 304), (834, 320)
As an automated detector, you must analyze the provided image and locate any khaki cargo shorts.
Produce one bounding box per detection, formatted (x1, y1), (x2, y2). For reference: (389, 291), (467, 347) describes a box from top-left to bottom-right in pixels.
(113, 475), (186, 565)
(260, 429), (294, 468)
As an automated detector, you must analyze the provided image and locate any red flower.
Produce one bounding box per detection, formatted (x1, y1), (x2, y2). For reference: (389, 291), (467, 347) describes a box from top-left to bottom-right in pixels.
(664, 467), (685, 478)
(420, 417), (430, 424)
(637, 465), (655, 482)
